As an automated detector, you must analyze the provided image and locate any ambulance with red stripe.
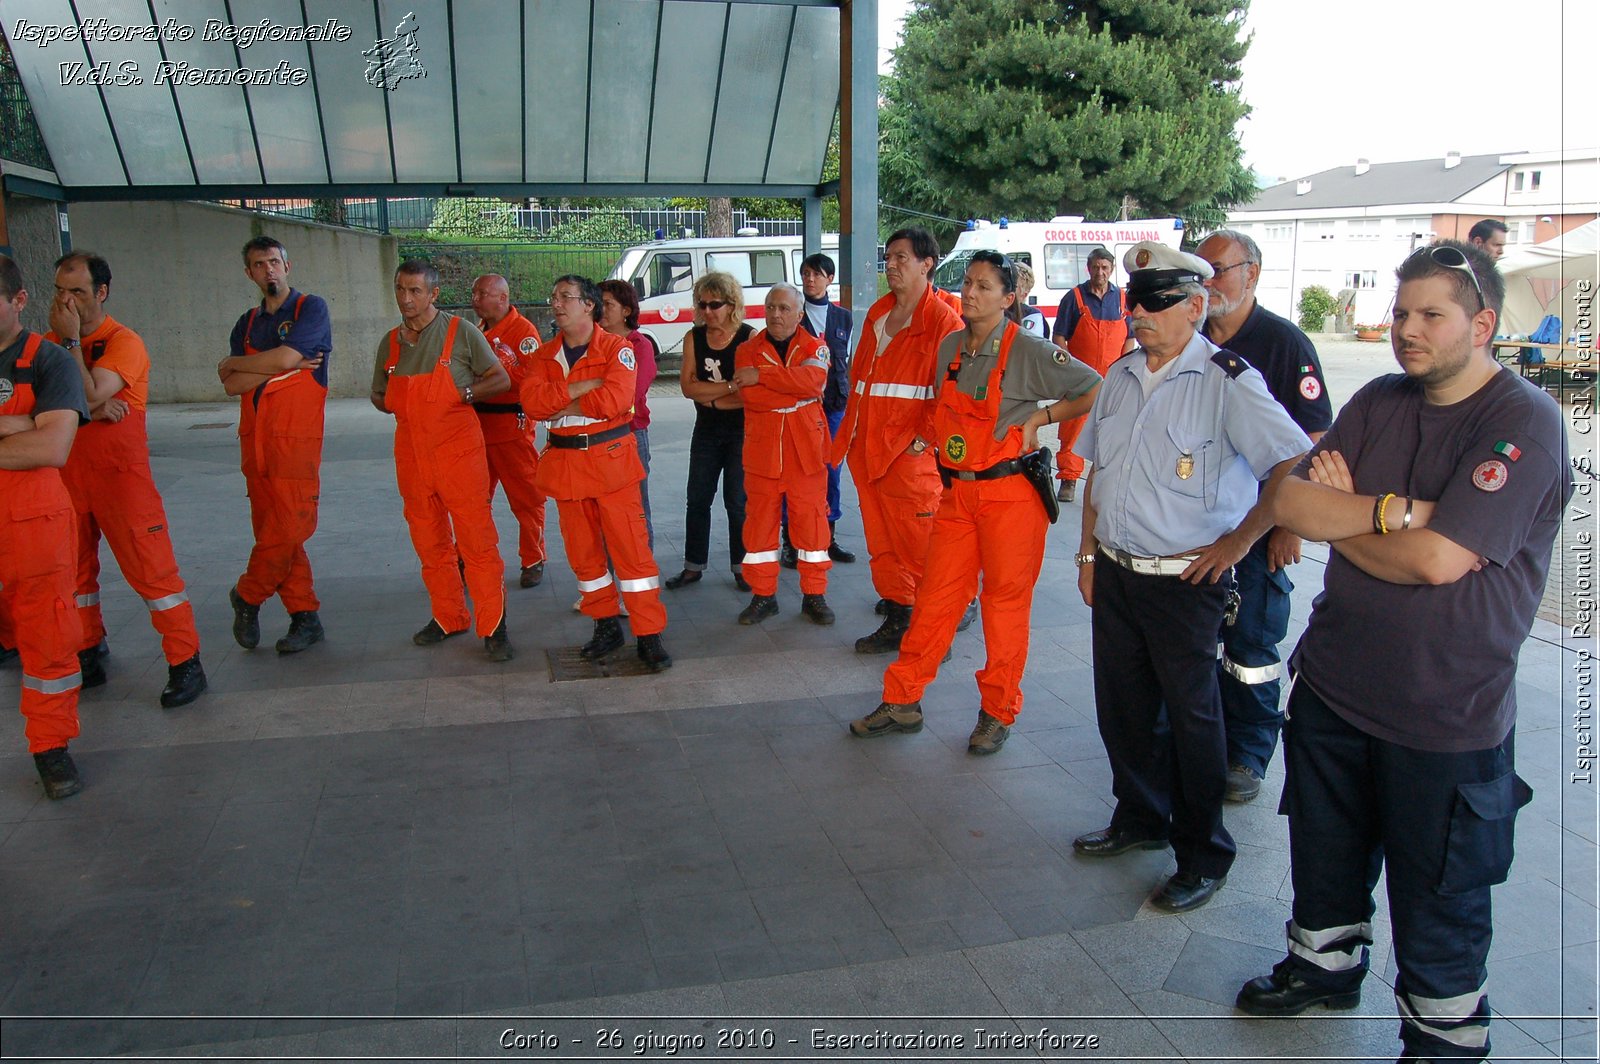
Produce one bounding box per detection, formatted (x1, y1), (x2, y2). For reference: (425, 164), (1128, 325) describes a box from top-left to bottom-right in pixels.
(932, 216), (1186, 328)
(607, 232), (839, 358)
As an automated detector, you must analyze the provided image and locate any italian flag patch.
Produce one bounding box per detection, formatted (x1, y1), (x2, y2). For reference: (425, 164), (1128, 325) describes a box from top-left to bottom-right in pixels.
(1493, 441), (1521, 462)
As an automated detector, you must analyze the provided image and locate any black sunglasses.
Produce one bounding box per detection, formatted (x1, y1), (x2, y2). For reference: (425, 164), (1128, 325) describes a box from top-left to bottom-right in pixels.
(1127, 289), (1191, 313)
(1410, 245), (1485, 311)
(696, 300), (729, 311)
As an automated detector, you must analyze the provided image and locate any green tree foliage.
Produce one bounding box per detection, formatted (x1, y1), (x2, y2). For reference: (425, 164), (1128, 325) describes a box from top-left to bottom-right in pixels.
(539, 210), (651, 245)
(881, 0), (1251, 222)
(1297, 285), (1338, 334)
(427, 197), (525, 239)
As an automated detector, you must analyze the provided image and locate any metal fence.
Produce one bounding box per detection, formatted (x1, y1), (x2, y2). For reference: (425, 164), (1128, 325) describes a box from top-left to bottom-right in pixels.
(398, 240), (630, 311)
(0, 57), (51, 170)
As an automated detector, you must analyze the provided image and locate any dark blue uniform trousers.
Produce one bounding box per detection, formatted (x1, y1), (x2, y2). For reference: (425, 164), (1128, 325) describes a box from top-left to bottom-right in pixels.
(1280, 680), (1531, 1059)
(1092, 559), (1235, 879)
(1219, 536), (1293, 776)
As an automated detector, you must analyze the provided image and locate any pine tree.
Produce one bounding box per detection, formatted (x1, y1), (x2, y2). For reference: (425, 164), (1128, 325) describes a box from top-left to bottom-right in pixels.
(881, 0), (1251, 222)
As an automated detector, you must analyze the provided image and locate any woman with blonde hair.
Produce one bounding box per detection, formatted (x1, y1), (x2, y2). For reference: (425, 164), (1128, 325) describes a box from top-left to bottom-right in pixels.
(665, 272), (755, 590)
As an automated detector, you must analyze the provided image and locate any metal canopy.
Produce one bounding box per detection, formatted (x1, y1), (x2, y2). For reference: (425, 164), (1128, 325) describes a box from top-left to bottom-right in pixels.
(1, 0), (841, 200)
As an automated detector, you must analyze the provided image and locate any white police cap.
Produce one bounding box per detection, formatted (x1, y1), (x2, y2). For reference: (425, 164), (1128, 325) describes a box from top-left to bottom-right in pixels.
(1123, 241), (1213, 297)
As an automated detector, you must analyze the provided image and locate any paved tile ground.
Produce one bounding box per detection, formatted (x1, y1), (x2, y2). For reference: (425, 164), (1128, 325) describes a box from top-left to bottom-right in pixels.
(0, 343), (1594, 1063)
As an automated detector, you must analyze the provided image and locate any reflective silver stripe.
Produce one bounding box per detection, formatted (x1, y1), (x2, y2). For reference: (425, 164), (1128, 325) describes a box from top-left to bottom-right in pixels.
(1222, 656), (1285, 685)
(1216, 641), (1224, 660)
(1287, 937), (1364, 971)
(1286, 919), (1372, 973)
(617, 575), (659, 593)
(550, 413), (605, 428)
(1402, 985), (1490, 1019)
(742, 550), (781, 565)
(868, 382), (936, 401)
(1289, 920), (1374, 950)
(771, 398), (820, 414)
(796, 549), (830, 563)
(853, 380), (866, 395)
(76, 593), (99, 608)
(145, 592), (189, 611)
(800, 357), (829, 369)
(1396, 991), (1489, 1048)
(23, 671), (82, 695)
(576, 573), (614, 593)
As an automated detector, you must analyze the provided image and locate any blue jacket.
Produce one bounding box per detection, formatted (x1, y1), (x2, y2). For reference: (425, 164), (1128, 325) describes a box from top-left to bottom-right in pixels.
(802, 301), (853, 415)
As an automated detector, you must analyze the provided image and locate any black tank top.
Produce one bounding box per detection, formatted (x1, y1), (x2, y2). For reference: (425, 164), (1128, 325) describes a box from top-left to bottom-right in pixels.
(692, 322), (753, 430)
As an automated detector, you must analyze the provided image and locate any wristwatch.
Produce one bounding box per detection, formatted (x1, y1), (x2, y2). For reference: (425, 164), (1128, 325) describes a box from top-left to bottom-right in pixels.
(1074, 552), (1096, 567)
(909, 437), (928, 455)
(62, 338), (80, 350)
(463, 385), (475, 404)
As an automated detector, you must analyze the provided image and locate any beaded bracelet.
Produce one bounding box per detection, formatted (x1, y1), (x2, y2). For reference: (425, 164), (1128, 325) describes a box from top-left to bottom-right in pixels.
(1373, 492), (1395, 535)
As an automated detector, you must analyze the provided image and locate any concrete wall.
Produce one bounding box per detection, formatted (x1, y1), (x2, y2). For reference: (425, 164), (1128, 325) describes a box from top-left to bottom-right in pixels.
(19, 199), (398, 401)
(3, 194), (67, 334)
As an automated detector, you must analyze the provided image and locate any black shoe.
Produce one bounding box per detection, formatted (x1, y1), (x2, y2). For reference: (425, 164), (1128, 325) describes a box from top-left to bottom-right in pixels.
(581, 616), (625, 659)
(1071, 825), (1170, 858)
(0, 644), (18, 668)
(800, 594), (835, 626)
(967, 711), (1009, 755)
(855, 602), (910, 654)
(275, 611), (324, 654)
(484, 619), (514, 662)
(827, 523), (855, 563)
(738, 594), (779, 625)
(1225, 764), (1263, 803)
(33, 746), (82, 800)
(733, 571), (752, 593)
(1150, 870), (1225, 913)
(664, 568), (702, 590)
(874, 597), (890, 616)
(160, 655), (207, 708)
(849, 700), (924, 738)
(413, 619), (465, 646)
(519, 562), (545, 589)
(1236, 958), (1362, 1016)
(956, 598), (978, 633)
(228, 586), (260, 649)
(78, 648), (107, 689)
(779, 544), (798, 569)
(1056, 480), (1076, 504)
(636, 633), (672, 671)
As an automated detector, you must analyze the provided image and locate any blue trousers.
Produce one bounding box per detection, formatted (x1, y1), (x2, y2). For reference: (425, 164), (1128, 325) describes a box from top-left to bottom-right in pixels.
(1280, 679), (1530, 1059)
(825, 406), (844, 524)
(633, 427), (654, 551)
(1218, 537), (1292, 776)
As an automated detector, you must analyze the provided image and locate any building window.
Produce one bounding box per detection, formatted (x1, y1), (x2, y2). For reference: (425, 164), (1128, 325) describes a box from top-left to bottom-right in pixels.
(1346, 270), (1378, 290)
(1346, 219), (1381, 240)
(1530, 170), (1542, 191)
(1514, 172), (1524, 192)
(1262, 224), (1292, 241)
(1303, 221), (1335, 241)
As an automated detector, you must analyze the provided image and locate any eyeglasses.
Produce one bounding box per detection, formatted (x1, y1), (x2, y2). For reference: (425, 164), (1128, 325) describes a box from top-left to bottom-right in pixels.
(1206, 261), (1251, 278)
(1410, 245), (1485, 311)
(1127, 288), (1191, 313)
(697, 300), (729, 311)
(550, 293), (588, 305)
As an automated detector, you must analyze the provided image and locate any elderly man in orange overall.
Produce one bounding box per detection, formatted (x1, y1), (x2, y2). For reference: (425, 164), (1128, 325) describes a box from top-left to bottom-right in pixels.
(522, 275), (671, 671)
(48, 252), (206, 708)
(1051, 245), (1135, 503)
(731, 283), (834, 626)
(218, 236), (331, 656)
(471, 274), (549, 590)
(0, 254), (88, 798)
(830, 227), (963, 654)
(371, 260), (513, 661)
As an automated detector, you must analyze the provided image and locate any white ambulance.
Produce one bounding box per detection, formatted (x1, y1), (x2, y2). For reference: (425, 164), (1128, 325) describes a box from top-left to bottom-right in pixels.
(607, 232), (840, 358)
(931, 216), (1187, 328)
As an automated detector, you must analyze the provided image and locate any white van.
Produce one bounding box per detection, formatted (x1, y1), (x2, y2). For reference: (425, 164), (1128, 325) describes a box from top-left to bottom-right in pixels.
(931, 216), (1186, 328)
(608, 232), (840, 357)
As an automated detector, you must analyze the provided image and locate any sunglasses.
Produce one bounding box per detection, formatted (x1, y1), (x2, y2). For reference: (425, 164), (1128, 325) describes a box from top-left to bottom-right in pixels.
(1410, 245), (1485, 311)
(1127, 289), (1191, 313)
(697, 300), (729, 311)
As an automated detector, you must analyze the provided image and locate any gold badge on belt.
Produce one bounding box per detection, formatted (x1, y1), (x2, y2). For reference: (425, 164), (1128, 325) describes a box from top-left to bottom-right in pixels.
(945, 435), (967, 462)
(1176, 452), (1195, 480)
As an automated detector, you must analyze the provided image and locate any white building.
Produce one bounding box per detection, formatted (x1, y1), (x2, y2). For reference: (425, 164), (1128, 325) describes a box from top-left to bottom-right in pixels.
(1224, 148), (1599, 328)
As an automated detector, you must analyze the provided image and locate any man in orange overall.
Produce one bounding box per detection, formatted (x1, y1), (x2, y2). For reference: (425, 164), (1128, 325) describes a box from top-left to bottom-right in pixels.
(471, 273), (548, 589)
(522, 275), (671, 671)
(48, 252), (206, 708)
(218, 236), (330, 655)
(732, 283), (834, 626)
(371, 260), (513, 661)
(830, 227), (963, 654)
(0, 255), (88, 797)
(1051, 245), (1135, 503)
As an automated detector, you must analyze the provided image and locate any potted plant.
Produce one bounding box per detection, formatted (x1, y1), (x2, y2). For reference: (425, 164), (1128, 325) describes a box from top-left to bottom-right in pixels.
(1354, 322), (1390, 342)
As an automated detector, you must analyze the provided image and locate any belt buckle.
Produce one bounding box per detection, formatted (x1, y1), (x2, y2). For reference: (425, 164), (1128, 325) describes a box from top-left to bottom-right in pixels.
(573, 432), (590, 450)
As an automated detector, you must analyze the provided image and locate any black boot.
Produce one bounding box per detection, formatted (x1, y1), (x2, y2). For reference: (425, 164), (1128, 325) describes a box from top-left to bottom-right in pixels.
(738, 594), (779, 625)
(160, 655), (207, 708)
(78, 647), (107, 689)
(800, 594), (835, 626)
(827, 523), (856, 563)
(581, 616), (625, 659)
(855, 602), (911, 654)
(484, 617), (513, 662)
(229, 586), (260, 649)
(33, 746), (82, 799)
(275, 611), (324, 654)
(636, 633), (672, 671)
(779, 523), (798, 569)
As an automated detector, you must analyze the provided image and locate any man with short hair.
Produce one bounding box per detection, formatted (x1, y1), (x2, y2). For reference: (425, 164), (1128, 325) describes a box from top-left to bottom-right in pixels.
(732, 283), (835, 626)
(1197, 229), (1333, 803)
(1071, 242), (1310, 914)
(218, 236), (331, 656)
(522, 275), (671, 671)
(471, 273), (549, 589)
(830, 227), (963, 654)
(372, 259), (513, 661)
(1051, 245), (1136, 503)
(1467, 218), (1508, 261)
(48, 252), (207, 708)
(0, 254), (88, 798)
(1237, 241), (1569, 1062)
(797, 252), (854, 564)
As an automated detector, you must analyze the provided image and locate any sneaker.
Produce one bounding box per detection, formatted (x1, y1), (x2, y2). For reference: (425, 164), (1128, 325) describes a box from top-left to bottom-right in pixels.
(849, 700), (924, 738)
(738, 594), (779, 625)
(519, 562), (545, 589)
(636, 633), (672, 671)
(413, 619), (465, 646)
(800, 594), (835, 626)
(1225, 764), (1263, 803)
(1056, 480), (1077, 503)
(275, 611), (324, 654)
(581, 616), (625, 659)
(484, 618), (514, 662)
(228, 586), (260, 649)
(33, 746), (82, 799)
(967, 711), (1010, 755)
(159, 655), (207, 708)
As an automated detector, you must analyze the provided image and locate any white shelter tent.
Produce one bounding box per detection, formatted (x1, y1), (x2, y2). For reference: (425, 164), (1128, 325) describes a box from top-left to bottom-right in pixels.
(1496, 220), (1600, 337)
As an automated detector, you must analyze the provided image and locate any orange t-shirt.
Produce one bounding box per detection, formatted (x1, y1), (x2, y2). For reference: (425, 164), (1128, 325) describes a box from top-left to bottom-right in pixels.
(48, 314), (150, 411)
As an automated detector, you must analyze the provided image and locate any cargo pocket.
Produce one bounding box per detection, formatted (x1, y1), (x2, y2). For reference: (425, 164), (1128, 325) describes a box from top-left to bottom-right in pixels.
(1439, 771), (1533, 895)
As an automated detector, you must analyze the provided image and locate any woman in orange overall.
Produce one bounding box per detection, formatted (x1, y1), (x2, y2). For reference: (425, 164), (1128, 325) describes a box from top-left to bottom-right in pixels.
(850, 250), (1102, 755)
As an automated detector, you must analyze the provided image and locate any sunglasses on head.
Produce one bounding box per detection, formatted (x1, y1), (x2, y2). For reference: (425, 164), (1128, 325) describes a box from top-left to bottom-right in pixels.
(1410, 245), (1485, 311)
(697, 299), (729, 311)
(1127, 289), (1191, 314)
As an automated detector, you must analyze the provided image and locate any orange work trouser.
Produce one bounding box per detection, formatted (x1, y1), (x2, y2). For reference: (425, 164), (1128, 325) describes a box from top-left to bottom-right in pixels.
(742, 467), (830, 597)
(394, 444), (504, 638)
(1056, 414), (1088, 482)
(1, 504), (84, 752)
(237, 470), (320, 612)
(881, 475), (1048, 724)
(485, 434), (547, 568)
(558, 481), (666, 636)
(851, 450), (942, 607)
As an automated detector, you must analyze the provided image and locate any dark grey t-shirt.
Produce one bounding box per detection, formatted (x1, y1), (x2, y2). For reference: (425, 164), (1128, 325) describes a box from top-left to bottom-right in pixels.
(1290, 368), (1570, 752)
(0, 332), (90, 422)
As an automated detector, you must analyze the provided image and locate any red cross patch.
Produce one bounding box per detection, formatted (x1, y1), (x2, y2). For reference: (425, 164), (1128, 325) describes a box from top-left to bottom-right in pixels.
(1472, 459), (1508, 492)
(1299, 375), (1322, 401)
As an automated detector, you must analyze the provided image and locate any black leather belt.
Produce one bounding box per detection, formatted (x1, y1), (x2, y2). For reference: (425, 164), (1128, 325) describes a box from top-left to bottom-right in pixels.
(938, 458), (1023, 486)
(474, 401), (523, 415)
(547, 423), (632, 450)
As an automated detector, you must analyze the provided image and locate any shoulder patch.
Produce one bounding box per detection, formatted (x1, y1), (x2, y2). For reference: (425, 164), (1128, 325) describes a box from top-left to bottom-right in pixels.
(519, 336), (538, 355)
(1210, 351), (1247, 379)
(619, 347), (635, 371)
